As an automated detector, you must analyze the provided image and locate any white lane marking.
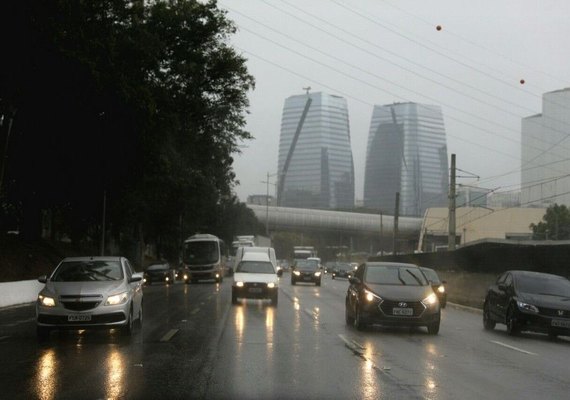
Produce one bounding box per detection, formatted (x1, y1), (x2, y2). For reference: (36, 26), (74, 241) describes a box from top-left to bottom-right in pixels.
(490, 340), (537, 355)
(304, 308), (319, 320)
(160, 329), (179, 342)
(338, 334), (356, 349)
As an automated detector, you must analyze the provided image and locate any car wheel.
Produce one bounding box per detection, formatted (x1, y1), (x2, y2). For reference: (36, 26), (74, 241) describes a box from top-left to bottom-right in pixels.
(483, 302), (496, 330)
(137, 301), (144, 329)
(316, 280), (321, 287)
(440, 299), (446, 309)
(271, 293), (278, 306)
(506, 305), (519, 336)
(354, 304), (367, 331)
(332, 275), (335, 280)
(427, 321), (440, 335)
(231, 290), (239, 305)
(345, 303), (354, 325)
(121, 307), (134, 336)
(291, 279), (296, 285)
(37, 326), (51, 340)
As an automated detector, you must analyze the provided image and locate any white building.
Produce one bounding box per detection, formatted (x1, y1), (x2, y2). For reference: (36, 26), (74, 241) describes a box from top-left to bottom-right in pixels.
(521, 88), (570, 208)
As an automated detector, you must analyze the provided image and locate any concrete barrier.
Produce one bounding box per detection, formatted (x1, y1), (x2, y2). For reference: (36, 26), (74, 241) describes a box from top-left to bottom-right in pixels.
(0, 279), (44, 308)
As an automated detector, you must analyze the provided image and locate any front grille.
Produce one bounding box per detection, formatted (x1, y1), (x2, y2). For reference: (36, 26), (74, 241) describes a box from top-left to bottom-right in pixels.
(60, 295), (103, 311)
(189, 266), (211, 272)
(244, 282), (267, 289)
(380, 300), (425, 317)
(539, 307), (570, 318)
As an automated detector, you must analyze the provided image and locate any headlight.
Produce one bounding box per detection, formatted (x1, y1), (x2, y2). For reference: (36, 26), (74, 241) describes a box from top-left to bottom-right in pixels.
(236, 281), (244, 287)
(517, 301), (539, 313)
(165, 276), (170, 282)
(38, 295), (56, 307)
(364, 289), (382, 303)
(184, 274), (188, 280)
(105, 292), (128, 306)
(267, 282), (276, 289)
(437, 285), (445, 293)
(293, 271), (301, 276)
(314, 271), (322, 277)
(422, 293), (438, 307)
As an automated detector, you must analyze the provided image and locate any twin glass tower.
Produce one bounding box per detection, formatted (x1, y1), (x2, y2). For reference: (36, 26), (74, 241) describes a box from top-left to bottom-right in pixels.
(277, 93), (449, 217)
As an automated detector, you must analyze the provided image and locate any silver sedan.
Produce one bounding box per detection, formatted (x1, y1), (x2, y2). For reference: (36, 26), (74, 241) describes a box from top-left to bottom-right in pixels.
(36, 256), (143, 339)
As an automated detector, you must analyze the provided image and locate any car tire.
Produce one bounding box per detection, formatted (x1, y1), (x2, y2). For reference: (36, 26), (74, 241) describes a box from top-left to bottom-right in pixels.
(121, 307), (134, 336)
(271, 293), (278, 306)
(231, 290), (239, 305)
(354, 304), (367, 331)
(427, 321), (440, 335)
(440, 299), (446, 309)
(316, 280), (321, 287)
(137, 301), (143, 329)
(345, 304), (355, 325)
(37, 326), (51, 340)
(291, 279), (296, 285)
(506, 305), (519, 336)
(332, 275), (335, 280)
(483, 302), (496, 330)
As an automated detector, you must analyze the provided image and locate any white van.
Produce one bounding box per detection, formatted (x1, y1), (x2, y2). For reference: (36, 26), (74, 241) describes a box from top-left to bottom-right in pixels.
(231, 252), (282, 306)
(233, 246), (277, 272)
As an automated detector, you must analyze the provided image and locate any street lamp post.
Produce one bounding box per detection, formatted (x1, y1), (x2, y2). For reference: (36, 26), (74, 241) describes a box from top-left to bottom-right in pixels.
(262, 172), (278, 237)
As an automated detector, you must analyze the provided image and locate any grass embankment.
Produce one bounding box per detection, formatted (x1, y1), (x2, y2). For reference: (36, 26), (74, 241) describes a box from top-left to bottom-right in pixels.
(0, 235), (97, 282)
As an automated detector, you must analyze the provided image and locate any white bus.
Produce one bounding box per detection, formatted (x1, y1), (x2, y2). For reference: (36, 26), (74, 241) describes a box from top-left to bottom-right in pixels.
(181, 234), (228, 283)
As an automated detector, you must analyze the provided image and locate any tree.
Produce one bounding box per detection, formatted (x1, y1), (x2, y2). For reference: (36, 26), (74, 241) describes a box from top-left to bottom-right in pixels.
(530, 204), (570, 240)
(0, 0), (255, 262)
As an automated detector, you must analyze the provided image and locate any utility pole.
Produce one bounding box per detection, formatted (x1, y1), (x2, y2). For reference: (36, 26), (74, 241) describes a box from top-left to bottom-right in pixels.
(379, 210), (384, 256)
(448, 154), (456, 251)
(393, 192), (400, 254)
(265, 171), (270, 237)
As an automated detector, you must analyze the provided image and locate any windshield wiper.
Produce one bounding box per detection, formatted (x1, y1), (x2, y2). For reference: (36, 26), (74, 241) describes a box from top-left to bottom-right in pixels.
(405, 269), (423, 285)
(397, 268), (406, 285)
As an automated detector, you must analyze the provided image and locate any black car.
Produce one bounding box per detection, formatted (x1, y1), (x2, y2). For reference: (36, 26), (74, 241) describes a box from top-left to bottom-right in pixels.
(332, 262), (353, 280)
(345, 262), (441, 334)
(291, 259), (322, 286)
(483, 270), (570, 338)
(144, 262), (176, 285)
(420, 267), (447, 308)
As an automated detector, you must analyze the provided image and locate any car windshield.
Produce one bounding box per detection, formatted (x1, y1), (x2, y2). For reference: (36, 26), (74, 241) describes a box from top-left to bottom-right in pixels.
(295, 260), (319, 271)
(337, 263), (351, 271)
(184, 241), (219, 265)
(421, 268), (441, 284)
(236, 261), (275, 274)
(516, 275), (570, 297)
(365, 265), (428, 286)
(146, 264), (168, 271)
(52, 261), (123, 282)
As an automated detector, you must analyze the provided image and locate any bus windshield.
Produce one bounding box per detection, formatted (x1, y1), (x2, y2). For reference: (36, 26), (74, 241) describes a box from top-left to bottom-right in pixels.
(184, 241), (219, 265)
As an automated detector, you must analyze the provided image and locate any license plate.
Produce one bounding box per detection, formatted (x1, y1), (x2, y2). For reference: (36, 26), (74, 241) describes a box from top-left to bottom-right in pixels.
(248, 288), (262, 293)
(551, 319), (570, 328)
(393, 308), (413, 316)
(303, 277), (312, 281)
(68, 314), (91, 322)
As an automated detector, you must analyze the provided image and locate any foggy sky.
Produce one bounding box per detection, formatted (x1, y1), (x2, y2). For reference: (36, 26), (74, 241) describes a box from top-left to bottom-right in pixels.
(220, 0), (570, 204)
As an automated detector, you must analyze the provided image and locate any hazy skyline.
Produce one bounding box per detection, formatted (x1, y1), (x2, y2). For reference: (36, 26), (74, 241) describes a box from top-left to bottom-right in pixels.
(220, 0), (570, 205)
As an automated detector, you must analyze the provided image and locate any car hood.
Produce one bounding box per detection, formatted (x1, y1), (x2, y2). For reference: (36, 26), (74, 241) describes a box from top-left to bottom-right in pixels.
(365, 284), (432, 301)
(519, 292), (570, 310)
(234, 273), (278, 284)
(43, 281), (126, 296)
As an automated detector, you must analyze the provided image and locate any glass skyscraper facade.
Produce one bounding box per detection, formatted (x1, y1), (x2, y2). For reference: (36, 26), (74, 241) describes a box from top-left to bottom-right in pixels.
(363, 102), (449, 217)
(277, 92), (355, 210)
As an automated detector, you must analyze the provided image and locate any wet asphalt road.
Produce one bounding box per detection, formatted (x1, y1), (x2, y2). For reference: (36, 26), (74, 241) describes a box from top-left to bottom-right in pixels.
(1, 272), (570, 399)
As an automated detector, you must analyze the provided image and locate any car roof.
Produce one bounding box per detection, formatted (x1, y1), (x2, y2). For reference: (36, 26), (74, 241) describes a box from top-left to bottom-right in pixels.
(61, 256), (123, 262)
(508, 270), (566, 280)
(240, 252), (272, 262)
(366, 262), (420, 268)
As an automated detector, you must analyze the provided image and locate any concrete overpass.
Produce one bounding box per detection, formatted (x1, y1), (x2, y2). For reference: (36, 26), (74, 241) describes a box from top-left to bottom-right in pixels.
(247, 204), (423, 239)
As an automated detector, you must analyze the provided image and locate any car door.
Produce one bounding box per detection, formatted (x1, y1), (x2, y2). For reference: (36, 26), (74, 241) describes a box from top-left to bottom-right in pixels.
(487, 273), (507, 320)
(495, 273), (513, 322)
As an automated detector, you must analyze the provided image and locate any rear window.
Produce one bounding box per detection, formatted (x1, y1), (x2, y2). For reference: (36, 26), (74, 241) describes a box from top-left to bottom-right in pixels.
(295, 260), (319, 271)
(52, 260), (123, 282)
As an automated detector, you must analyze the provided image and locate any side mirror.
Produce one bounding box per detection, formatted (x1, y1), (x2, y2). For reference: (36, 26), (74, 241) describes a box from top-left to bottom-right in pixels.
(442, 280), (447, 284)
(498, 283), (507, 292)
(130, 273), (143, 283)
(277, 269), (283, 277)
(349, 277), (361, 285)
(38, 275), (47, 283)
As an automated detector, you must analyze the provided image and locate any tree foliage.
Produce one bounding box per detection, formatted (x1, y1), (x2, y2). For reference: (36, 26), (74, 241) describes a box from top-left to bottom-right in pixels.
(530, 204), (570, 240)
(0, 0), (257, 263)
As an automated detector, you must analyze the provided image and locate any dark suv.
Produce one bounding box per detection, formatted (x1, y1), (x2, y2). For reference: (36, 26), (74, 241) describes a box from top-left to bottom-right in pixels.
(291, 259), (322, 286)
(483, 270), (570, 338)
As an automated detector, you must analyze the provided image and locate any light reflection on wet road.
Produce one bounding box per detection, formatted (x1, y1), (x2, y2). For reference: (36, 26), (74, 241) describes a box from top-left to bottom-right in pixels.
(1, 272), (570, 399)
